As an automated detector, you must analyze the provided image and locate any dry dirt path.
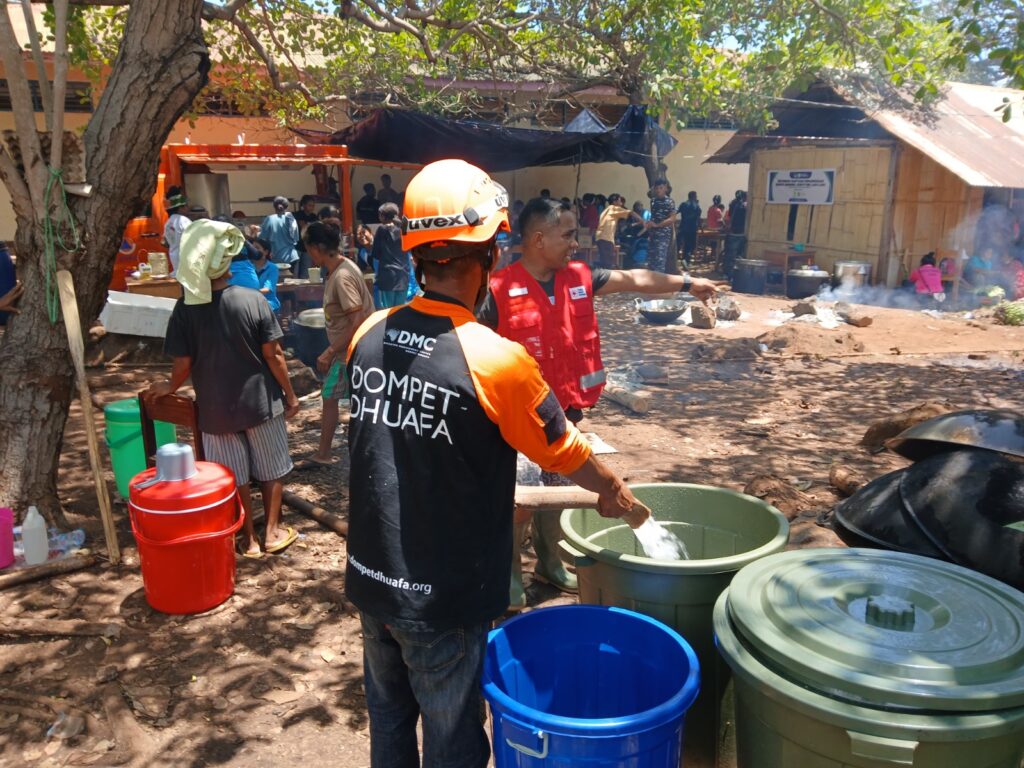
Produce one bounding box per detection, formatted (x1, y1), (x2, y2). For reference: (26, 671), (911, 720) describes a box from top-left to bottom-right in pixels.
(1, 293), (1021, 767)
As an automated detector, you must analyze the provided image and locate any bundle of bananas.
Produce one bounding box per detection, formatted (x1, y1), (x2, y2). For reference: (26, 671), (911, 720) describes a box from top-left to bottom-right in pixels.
(994, 300), (1024, 326)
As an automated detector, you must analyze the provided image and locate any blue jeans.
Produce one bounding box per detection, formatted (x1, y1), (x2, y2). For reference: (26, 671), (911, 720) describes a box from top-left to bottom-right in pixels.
(360, 613), (491, 768)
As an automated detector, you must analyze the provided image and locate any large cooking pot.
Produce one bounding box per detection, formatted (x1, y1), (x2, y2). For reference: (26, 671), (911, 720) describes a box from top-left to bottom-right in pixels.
(732, 259), (769, 295)
(833, 260), (872, 289)
(786, 267), (830, 299)
(635, 298), (688, 325)
(292, 308), (328, 368)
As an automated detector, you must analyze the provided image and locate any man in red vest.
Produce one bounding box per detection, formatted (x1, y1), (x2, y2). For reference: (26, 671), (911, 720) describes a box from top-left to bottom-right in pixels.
(478, 196), (725, 604)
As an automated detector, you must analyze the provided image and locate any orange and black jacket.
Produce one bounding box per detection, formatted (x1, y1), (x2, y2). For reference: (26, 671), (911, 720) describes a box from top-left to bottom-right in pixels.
(344, 292), (591, 631)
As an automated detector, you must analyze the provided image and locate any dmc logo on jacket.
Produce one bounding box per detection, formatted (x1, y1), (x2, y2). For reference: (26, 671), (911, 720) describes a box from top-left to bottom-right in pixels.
(385, 327), (436, 357)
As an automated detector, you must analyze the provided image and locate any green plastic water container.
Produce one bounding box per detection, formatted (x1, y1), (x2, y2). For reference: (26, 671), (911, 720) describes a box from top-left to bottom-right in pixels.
(714, 548), (1024, 767)
(104, 398), (176, 498)
(560, 483), (789, 766)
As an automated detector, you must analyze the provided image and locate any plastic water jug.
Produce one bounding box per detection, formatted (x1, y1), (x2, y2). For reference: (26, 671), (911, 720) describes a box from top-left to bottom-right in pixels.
(22, 506), (49, 565)
(0, 507), (13, 569)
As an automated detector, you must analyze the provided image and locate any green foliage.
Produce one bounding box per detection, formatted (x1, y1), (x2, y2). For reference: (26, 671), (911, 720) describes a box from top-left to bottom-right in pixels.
(994, 300), (1024, 325)
(925, 0), (1024, 121)
(949, 0), (1024, 90)
(47, 0), (971, 132)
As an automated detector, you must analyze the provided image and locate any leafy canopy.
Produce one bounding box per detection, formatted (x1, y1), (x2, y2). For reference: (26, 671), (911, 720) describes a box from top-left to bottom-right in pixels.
(51, 0), (970, 129)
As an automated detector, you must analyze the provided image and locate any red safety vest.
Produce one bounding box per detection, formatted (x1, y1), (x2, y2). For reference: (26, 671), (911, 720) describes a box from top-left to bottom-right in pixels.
(491, 261), (606, 409)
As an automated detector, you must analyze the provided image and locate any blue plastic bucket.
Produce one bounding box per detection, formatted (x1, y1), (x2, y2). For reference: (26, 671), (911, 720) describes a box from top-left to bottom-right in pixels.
(483, 605), (700, 766)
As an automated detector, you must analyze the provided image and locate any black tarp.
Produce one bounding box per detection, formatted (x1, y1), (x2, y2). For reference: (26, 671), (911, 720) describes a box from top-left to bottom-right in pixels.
(563, 108), (608, 134)
(293, 106), (676, 172)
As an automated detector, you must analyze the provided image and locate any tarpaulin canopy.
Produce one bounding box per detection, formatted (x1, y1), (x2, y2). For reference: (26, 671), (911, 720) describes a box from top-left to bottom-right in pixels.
(293, 106), (676, 172)
(563, 108), (609, 134)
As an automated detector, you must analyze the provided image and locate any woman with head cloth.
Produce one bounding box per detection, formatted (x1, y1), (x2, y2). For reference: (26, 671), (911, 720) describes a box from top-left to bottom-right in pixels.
(259, 196), (299, 272)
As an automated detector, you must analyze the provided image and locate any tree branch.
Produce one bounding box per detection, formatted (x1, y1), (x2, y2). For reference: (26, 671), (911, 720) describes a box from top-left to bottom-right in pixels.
(255, 0), (311, 88)
(50, 0), (70, 173)
(228, 14), (317, 104)
(0, 5), (47, 213)
(201, 0), (250, 22)
(27, 0), (127, 5)
(0, 149), (33, 221)
(341, 0), (437, 62)
(19, 0), (52, 130)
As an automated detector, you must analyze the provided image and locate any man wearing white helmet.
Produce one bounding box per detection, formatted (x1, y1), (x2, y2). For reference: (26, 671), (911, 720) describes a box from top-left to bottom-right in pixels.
(344, 159), (649, 768)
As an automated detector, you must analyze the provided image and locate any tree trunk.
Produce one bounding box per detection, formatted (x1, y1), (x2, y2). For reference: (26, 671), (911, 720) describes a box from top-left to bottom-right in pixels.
(0, 0), (210, 525)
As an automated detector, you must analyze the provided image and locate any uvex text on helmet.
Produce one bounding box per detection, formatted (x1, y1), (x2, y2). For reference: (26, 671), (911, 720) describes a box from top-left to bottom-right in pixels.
(401, 159), (510, 254)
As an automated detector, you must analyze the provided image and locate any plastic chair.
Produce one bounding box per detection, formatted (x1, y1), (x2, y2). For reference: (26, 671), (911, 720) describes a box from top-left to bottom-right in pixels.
(138, 392), (204, 468)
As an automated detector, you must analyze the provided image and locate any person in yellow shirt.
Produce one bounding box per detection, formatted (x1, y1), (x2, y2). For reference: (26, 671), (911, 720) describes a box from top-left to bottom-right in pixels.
(595, 193), (646, 268)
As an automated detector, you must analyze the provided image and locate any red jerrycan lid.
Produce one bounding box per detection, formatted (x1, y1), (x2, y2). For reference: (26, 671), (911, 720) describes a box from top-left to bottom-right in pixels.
(130, 461), (236, 513)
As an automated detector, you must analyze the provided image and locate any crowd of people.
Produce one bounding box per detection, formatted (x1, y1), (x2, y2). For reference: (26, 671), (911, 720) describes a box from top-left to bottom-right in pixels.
(508, 184), (749, 276)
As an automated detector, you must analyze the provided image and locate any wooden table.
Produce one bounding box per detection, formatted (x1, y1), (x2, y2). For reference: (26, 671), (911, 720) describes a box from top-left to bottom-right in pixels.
(697, 230), (725, 266)
(125, 277), (181, 300)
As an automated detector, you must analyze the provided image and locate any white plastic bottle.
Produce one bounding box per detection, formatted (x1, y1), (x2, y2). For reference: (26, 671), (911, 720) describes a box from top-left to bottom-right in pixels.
(21, 506), (49, 566)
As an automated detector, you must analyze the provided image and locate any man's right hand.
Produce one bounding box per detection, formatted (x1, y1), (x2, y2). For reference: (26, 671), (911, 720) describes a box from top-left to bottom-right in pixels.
(688, 277), (730, 303)
(567, 455), (652, 529)
(316, 348), (334, 374)
(283, 395), (300, 420)
(0, 281), (24, 314)
(145, 380), (176, 401)
(597, 482), (651, 529)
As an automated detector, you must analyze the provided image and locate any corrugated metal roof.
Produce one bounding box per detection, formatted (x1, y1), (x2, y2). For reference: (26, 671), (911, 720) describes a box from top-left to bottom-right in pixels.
(869, 82), (1024, 188)
(706, 81), (1024, 189)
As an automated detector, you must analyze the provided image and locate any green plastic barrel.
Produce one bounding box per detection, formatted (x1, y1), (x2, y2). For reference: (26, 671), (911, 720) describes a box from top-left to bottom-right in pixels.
(714, 548), (1024, 767)
(104, 398), (176, 498)
(560, 483), (789, 766)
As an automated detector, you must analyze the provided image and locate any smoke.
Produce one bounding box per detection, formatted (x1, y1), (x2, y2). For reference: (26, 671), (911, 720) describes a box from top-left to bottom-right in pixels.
(816, 275), (929, 310)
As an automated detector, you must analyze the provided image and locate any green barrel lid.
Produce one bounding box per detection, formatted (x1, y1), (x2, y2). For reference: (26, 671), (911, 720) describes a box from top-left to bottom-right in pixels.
(104, 397), (141, 423)
(727, 548), (1024, 712)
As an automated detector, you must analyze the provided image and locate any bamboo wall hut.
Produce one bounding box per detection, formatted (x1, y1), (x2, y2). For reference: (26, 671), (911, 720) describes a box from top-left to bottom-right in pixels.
(709, 80), (1024, 286)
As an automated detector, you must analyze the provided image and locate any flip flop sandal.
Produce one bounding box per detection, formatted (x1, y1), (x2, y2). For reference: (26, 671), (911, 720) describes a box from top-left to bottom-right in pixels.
(237, 543), (263, 560)
(294, 457), (336, 471)
(264, 527), (298, 554)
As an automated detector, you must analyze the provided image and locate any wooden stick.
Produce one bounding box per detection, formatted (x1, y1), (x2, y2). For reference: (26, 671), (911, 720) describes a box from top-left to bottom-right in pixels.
(514, 485), (599, 512)
(0, 617), (122, 638)
(513, 486), (650, 528)
(0, 553), (96, 590)
(281, 490), (348, 537)
(0, 702), (51, 721)
(829, 464), (867, 498)
(57, 271), (120, 564)
(601, 383), (650, 414)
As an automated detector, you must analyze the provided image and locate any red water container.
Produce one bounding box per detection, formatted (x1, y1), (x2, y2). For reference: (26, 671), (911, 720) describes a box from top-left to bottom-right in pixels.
(129, 461), (243, 614)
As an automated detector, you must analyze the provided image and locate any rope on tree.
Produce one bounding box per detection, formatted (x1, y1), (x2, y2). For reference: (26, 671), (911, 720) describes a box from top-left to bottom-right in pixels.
(43, 167), (80, 324)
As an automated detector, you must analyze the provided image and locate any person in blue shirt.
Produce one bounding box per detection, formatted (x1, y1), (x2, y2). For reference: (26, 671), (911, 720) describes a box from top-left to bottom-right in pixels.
(260, 196), (299, 273)
(0, 243), (18, 325)
(227, 240), (261, 291)
(250, 237), (281, 313)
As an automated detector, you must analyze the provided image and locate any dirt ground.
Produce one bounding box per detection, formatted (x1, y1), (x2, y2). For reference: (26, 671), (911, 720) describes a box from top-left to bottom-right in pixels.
(2, 291), (1022, 768)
